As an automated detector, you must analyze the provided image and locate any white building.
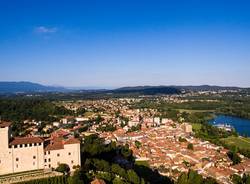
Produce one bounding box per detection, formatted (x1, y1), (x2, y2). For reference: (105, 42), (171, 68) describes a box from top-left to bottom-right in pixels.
(128, 120), (140, 127)
(44, 137), (81, 170)
(0, 121), (81, 175)
(153, 117), (160, 125)
(75, 117), (88, 122)
(53, 122), (61, 127)
(182, 123), (193, 133)
(161, 118), (173, 125)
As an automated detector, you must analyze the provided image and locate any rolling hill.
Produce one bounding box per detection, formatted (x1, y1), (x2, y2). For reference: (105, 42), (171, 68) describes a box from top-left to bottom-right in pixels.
(0, 82), (66, 93)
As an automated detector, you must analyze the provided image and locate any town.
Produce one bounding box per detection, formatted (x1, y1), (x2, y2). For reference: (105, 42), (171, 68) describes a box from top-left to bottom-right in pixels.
(1, 97), (249, 184)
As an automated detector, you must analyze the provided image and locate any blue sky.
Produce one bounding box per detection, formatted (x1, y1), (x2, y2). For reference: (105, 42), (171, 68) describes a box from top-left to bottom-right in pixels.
(0, 0), (250, 88)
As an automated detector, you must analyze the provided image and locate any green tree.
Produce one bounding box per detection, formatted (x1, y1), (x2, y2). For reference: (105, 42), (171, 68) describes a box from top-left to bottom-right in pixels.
(56, 164), (70, 175)
(179, 137), (187, 142)
(112, 177), (126, 184)
(203, 177), (218, 184)
(187, 143), (194, 150)
(188, 170), (203, 184)
(96, 172), (113, 182)
(111, 164), (126, 179)
(227, 151), (242, 165)
(120, 144), (133, 161)
(176, 170), (205, 184)
(92, 159), (110, 172)
(68, 169), (85, 184)
(127, 170), (140, 184)
(176, 172), (188, 184)
(231, 174), (250, 184)
(135, 141), (141, 149)
(231, 174), (242, 184)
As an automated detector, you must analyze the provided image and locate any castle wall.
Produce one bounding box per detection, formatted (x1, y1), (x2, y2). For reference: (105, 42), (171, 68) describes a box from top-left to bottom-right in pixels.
(44, 143), (81, 171)
(0, 126), (13, 175)
(10, 143), (44, 173)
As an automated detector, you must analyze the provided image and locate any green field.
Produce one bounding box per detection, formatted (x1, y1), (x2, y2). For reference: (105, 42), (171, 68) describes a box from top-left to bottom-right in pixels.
(135, 160), (150, 167)
(84, 111), (94, 117)
(221, 136), (250, 150)
(176, 109), (215, 113)
(191, 123), (202, 131)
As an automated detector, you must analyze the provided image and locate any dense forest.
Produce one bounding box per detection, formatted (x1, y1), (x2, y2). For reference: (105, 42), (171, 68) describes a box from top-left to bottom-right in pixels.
(132, 95), (250, 119)
(0, 98), (74, 136)
(0, 98), (73, 122)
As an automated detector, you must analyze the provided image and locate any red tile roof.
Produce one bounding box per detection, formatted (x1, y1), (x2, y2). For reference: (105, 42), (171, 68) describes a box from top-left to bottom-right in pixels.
(0, 121), (12, 128)
(9, 137), (43, 145)
(91, 179), (106, 184)
(44, 137), (80, 151)
(64, 137), (80, 145)
(52, 129), (70, 138)
(45, 142), (64, 151)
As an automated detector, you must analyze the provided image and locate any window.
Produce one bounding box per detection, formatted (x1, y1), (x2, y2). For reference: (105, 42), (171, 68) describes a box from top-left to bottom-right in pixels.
(71, 160), (74, 164)
(34, 143), (37, 146)
(25, 144), (28, 147)
(9, 145), (12, 149)
(48, 151), (50, 155)
(33, 156), (36, 159)
(20, 144), (23, 148)
(48, 164), (51, 168)
(14, 145), (17, 148)
(68, 152), (71, 156)
(39, 143), (42, 146)
(45, 159), (47, 163)
(29, 143), (32, 147)
(48, 158), (51, 162)
(16, 158), (19, 162)
(57, 153), (60, 157)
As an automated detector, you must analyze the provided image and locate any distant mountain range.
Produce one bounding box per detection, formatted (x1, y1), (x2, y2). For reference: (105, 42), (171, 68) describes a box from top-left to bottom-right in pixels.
(113, 86), (181, 95)
(113, 85), (246, 93)
(173, 85), (243, 91)
(0, 82), (246, 94)
(0, 82), (67, 93)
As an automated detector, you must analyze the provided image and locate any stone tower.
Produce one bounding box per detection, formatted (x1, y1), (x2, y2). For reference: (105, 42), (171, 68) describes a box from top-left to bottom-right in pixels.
(0, 121), (12, 151)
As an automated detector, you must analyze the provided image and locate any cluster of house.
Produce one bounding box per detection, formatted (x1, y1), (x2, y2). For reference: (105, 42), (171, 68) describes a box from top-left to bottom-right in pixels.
(99, 120), (250, 184)
(60, 98), (139, 114)
(1, 97), (249, 184)
(22, 116), (90, 137)
(0, 121), (81, 175)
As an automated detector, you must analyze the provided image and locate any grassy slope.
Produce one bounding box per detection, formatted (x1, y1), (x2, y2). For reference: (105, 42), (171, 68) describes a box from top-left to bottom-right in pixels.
(220, 136), (250, 150)
(176, 109), (215, 113)
(191, 123), (202, 131)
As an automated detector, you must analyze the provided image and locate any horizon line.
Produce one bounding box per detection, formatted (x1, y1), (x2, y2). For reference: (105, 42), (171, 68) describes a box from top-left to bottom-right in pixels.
(0, 81), (249, 89)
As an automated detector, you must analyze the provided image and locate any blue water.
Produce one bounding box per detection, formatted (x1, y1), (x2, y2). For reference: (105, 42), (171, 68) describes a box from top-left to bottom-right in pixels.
(209, 115), (250, 137)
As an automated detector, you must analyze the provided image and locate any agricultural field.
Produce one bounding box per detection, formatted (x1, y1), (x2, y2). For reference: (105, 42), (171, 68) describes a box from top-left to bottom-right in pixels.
(221, 136), (250, 151)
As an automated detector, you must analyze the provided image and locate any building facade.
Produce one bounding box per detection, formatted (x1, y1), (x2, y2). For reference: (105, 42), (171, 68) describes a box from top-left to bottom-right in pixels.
(0, 121), (81, 175)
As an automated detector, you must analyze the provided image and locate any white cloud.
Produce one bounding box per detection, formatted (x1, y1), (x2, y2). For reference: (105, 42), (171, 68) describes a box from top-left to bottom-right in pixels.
(34, 26), (58, 34)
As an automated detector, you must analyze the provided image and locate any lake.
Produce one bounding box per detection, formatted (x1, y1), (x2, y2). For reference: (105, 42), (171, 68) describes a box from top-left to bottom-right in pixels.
(209, 115), (250, 137)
